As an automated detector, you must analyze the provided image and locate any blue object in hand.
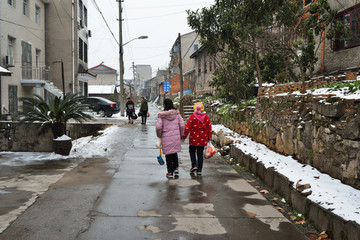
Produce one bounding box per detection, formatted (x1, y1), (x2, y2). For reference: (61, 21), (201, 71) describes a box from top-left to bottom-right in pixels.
(157, 155), (164, 165)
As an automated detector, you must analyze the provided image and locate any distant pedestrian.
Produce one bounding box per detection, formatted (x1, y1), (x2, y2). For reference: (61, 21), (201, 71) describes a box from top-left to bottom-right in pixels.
(183, 102), (212, 175)
(125, 97), (135, 124)
(140, 97), (148, 124)
(156, 99), (185, 178)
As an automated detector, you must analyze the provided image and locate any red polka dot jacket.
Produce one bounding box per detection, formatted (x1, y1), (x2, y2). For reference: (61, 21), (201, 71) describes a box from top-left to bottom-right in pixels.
(183, 113), (212, 147)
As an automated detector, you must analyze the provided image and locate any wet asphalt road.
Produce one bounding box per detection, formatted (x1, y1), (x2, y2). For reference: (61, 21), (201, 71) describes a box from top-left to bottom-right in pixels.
(0, 103), (308, 239)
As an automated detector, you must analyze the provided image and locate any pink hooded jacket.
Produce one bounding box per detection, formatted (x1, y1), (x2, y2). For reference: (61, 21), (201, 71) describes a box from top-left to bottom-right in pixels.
(156, 109), (185, 155)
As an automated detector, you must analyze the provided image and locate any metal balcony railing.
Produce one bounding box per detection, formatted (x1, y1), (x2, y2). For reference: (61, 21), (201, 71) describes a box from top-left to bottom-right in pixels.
(21, 66), (52, 81)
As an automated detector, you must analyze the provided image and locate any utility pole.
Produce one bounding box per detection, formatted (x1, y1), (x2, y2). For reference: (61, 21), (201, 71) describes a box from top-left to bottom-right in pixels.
(178, 33), (184, 99)
(118, 0), (125, 116)
(61, 60), (65, 98)
(132, 62), (136, 99)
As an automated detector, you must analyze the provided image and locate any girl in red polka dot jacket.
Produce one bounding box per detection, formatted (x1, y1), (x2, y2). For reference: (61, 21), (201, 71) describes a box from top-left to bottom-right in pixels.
(183, 102), (212, 175)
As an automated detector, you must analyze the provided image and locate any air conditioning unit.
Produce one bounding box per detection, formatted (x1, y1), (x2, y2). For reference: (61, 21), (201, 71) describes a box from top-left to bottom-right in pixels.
(5, 56), (14, 67)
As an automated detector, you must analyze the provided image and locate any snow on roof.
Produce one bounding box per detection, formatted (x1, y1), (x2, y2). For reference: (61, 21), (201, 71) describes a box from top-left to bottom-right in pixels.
(88, 85), (115, 94)
(0, 66), (11, 74)
(212, 124), (360, 224)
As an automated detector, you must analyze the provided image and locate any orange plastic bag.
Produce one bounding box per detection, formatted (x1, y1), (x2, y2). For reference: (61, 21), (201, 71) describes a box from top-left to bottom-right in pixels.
(204, 142), (216, 159)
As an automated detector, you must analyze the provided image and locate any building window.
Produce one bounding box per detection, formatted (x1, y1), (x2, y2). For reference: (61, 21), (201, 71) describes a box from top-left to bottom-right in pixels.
(23, 0), (28, 16)
(35, 6), (40, 24)
(197, 57), (201, 76)
(194, 44), (198, 51)
(204, 53), (207, 73)
(334, 8), (360, 50)
(8, 85), (18, 115)
(84, 6), (88, 27)
(8, 0), (15, 7)
(22, 41), (32, 79)
(7, 37), (15, 66)
(36, 49), (40, 67)
(79, 38), (83, 60)
(84, 42), (88, 63)
(78, 0), (83, 24)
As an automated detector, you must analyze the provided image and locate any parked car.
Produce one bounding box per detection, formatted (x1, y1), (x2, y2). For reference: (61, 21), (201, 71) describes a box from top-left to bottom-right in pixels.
(82, 97), (119, 117)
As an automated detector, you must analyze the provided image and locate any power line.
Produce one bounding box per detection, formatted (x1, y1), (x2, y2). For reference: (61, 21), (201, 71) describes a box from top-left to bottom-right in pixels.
(182, 34), (199, 61)
(0, 18), (43, 31)
(126, 11), (185, 21)
(90, 0), (119, 46)
(127, 1), (214, 10)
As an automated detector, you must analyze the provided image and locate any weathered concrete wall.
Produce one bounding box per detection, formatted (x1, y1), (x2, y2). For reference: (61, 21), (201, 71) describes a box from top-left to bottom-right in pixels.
(0, 121), (112, 152)
(206, 94), (360, 190)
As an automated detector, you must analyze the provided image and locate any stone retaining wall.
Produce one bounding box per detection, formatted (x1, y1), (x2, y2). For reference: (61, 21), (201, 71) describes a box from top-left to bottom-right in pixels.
(0, 121), (111, 152)
(206, 94), (360, 190)
(257, 73), (355, 96)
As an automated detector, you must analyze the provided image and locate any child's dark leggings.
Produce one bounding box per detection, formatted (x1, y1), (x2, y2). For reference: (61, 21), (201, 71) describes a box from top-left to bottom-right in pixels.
(189, 145), (205, 171)
(165, 153), (178, 173)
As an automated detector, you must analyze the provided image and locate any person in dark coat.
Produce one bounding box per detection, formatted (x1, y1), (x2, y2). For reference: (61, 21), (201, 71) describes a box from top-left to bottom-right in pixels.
(125, 97), (135, 124)
(140, 97), (148, 124)
(183, 102), (212, 175)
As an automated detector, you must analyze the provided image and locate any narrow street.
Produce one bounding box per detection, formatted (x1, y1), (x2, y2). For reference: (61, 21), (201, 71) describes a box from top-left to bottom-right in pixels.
(0, 103), (308, 240)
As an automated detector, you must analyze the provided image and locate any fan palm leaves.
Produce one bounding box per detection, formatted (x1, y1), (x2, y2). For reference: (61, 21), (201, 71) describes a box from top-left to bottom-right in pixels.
(19, 93), (92, 138)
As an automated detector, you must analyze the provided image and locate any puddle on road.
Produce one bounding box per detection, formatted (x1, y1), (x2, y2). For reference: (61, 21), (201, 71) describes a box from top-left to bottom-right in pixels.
(170, 203), (227, 235)
(168, 179), (200, 188)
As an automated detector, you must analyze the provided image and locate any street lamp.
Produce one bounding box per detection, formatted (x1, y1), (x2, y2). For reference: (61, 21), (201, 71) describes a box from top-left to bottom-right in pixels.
(119, 36), (148, 116)
(123, 36), (148, 47)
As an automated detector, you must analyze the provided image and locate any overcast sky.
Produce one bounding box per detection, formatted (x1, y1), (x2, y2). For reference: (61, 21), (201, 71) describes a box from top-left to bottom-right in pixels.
(88, 0), (215, 80)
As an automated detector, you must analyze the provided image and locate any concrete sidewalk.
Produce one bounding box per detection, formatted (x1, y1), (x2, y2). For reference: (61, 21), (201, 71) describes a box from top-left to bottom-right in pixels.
(78, 103), (308, 240)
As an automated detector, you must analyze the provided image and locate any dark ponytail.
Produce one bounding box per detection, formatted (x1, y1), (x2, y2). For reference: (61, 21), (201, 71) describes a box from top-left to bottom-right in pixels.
(163, 98), (175, 111)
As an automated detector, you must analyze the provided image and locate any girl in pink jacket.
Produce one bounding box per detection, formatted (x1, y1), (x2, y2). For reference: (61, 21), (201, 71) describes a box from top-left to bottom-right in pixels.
(156, 99), (185, 178)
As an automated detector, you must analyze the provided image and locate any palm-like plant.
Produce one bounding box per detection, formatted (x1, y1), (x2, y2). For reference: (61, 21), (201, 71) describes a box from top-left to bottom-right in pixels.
(20, 93), (92, 138)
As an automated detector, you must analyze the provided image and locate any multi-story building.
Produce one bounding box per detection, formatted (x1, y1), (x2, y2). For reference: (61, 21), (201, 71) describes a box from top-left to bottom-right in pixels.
(319, 1), (360, 74)
(148, 69), (167, 102)
(45, 0), (94, 97)
(0, 0), (51, 117)
(0, 0), (93, 118)
(135, 64), (152, 97)
(168, 31), (200, 96)
(190, 45), (216, 95)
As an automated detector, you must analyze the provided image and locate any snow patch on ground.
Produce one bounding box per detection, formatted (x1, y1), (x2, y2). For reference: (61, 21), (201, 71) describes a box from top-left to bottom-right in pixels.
(213, 124), (360, 224)
(275, 87), (360, 99)
(0, 125), (121, 166)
